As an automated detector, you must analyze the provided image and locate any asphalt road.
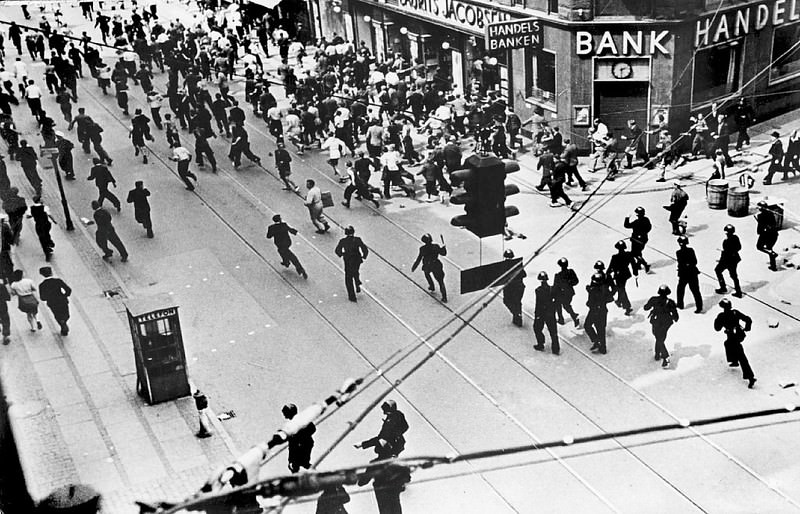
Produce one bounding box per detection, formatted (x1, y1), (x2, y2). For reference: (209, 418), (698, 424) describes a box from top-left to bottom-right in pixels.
(4, 3), (800, 512)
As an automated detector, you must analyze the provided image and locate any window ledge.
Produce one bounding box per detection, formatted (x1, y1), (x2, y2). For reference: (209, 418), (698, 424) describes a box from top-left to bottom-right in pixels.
(524, 97), (557, 113)
(768, 71), (800, 87)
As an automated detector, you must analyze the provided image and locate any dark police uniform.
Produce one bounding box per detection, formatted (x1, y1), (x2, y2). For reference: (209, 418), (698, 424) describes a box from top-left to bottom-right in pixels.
(533, 280), (560, 355)
(553, 266), (580, 326)
(714, 306), (755, 387)
(715, 232), (742, 296)
(585, 279), (614, 354)
(624, 213), (652, 271)
(503, 263), (526, 327)
(411, 242), (447, 302)
(755, 208), (779, 270)
(335, 233), (369, 302)
(608, 248), (637, 314)
(676, 244), (703, 312)
(643, 292), (679, 363)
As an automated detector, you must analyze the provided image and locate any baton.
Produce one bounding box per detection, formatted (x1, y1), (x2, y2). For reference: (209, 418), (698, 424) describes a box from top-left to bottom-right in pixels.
(635, 276), (639, 288)
(440, 234), (445, 245)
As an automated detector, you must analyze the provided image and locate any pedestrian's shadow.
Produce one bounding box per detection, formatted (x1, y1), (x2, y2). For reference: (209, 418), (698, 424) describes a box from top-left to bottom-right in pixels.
(684, 223), (709, 236)
(641, 259), (673, 272)
(607, 309), (646, 330)
(669, 341), (712, 368)
(744, 280), (769, 294)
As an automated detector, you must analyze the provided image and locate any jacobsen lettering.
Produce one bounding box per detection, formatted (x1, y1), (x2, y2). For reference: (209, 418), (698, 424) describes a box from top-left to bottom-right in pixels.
(397, 0), (510, 33)
(695, 0), (800, 47)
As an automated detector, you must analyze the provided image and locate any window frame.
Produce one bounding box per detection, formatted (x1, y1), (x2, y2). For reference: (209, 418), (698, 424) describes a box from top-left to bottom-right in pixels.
(690, 38), (745, 110)
(768, 21), (800, 86)
(525, 47), (557, 112)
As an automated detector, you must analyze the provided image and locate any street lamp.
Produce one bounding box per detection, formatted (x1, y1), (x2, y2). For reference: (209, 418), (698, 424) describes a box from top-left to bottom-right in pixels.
(333, 5), (341, 12)
(441, 41), (450, 50)
(39, 146), (74, 232)
(363, 15), (371, 22)
(400, 26), (408, 35)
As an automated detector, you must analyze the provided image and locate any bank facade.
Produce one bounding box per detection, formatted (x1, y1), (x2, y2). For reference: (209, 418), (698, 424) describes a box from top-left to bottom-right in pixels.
(310, 0), (800, 151)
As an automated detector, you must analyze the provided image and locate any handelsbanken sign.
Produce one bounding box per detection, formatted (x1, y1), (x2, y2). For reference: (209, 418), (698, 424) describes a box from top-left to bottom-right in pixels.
(486, 18), (543, 51)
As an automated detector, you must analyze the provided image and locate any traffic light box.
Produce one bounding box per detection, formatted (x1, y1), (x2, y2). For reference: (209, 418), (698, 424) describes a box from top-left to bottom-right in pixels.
(450, 154), (520, 238)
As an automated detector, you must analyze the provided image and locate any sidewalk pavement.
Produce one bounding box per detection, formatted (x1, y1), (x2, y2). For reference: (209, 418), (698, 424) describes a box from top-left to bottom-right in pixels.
(1, 186), (237, 512)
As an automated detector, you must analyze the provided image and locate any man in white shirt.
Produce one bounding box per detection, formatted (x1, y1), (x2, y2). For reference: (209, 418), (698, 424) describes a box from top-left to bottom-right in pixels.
(321, 135), (347, 180)
(169, 146), (198, 190)
(13, 58), (27, 95)
(380, 144), (414, 199)
(303, 179), (330, 234)
(24, 80), (43, 119)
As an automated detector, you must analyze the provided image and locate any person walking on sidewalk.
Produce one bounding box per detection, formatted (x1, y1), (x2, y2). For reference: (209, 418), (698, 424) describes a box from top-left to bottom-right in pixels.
(714, 298), (756, 389)
(553, 257), (580, 327)
(643, 284), (679, 368)
(335, 225), (368, 302)
(755, 200), (779, 271)
(88, 158), (121, 211)
(762, 131), (784, 186)
(170, 145), (198, 191)
(38, 266), (71, 336)
(304, 179), (330, 234)
(411, 234), (447, 303)
(624, 207), (652, 273)
(266, 214), (307, 279)
(675, 236), (703, 313)
(274, 139), (298, 191)
(9, 269), (41, 332)
(282, 403), (315, 473)
(92, 200), (128, 262)
(29, 196), (55, 261)
(126, 181), (154, 238)
(715, 224), (743, 298)
(533, 271), (560, 355)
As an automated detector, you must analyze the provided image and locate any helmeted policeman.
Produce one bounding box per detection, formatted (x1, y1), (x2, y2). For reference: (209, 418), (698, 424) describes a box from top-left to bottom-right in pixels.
(553, 257), (580, 327)
(282, 403), (315, 472)
(533, 271), (559, 355)
(591, 260), (617, 297)
(714, 224), (743, 297)
(608, 240), (637, 315)
(714, 298), (756, 388)
(355, 399), (409, 459)
(624, 206), (652, 272)
(411, 233), (447, 303)
(643, 284), (679, 368)
(676, 236), (703, 313)
(755, 200), (779, 271)
(502, 249), (526, 327)
(335, 225), (369, 302)
(585, 272), (614, 354)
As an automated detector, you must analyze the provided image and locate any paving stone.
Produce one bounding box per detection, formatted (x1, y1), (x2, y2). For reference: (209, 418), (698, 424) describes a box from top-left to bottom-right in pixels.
(149, 416), (194, 443)
(53, 402), (94, 428)
(105, 420), (150, 451)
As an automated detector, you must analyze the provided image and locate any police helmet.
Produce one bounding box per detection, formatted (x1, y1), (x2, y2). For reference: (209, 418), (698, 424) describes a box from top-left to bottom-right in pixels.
(757, 200), (768, 208)
(381, 399), (397, 412)
(276, 138), (285, 148)
(615, 240), (627, 250)
(272, 214), (281, 222)
(724, 224), (736, 234)
(719, 298), (732, 309)
(557, 257), (568, 267)
(503, 249), (515, 259)
(421, 233), (432, 244)
(281, 403), (298, 418)
(658, 284), (671, 296)
(591, 272), (604, 284)
(635, 206), (645, 215)
(537, 271), (548, 281)
(345, 225), (355, 235)
(594, 260), (605, 270)
(677, 235), (689, 245)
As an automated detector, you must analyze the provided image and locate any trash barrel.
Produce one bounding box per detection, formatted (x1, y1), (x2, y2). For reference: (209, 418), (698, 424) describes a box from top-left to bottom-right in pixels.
(727, 186), (750, 217)
(707, 179), (728, 209)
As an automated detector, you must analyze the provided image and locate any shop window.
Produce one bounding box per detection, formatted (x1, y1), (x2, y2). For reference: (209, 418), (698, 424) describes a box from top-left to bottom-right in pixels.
(526, 49), (556, 107)
(692, 41), (742, 106)
(548, 0), (558, 14)
(770, 23), (800, 84)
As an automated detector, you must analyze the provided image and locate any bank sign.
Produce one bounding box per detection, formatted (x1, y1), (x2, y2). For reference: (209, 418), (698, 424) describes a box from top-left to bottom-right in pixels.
(396, 0), (510, 34)
(486, 18), (542, 51)
(695, 0), (800, 47)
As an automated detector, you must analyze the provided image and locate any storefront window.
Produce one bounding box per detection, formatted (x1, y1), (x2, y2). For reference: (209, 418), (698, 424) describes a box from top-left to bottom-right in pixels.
(770, 23), (800, 84)
(526, 49), (556, 107)
(548, 0), (558, 14)
(692, 41), (742, 106)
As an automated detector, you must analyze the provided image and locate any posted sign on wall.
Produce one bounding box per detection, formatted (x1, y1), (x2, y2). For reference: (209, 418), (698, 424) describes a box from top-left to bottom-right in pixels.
(486, 18), (542, 51)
